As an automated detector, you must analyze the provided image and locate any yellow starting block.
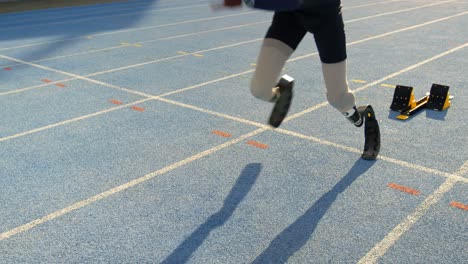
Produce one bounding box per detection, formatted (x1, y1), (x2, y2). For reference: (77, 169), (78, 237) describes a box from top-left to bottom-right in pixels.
(390, 84), (453, 120)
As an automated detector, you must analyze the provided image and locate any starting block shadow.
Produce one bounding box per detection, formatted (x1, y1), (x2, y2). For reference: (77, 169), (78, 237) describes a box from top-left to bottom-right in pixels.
(425, 109), (449, 121)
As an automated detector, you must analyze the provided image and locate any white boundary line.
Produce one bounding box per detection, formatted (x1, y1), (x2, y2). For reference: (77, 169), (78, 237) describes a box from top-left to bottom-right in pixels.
(357, 161), (468, 264)
(0, 42), (467, 241)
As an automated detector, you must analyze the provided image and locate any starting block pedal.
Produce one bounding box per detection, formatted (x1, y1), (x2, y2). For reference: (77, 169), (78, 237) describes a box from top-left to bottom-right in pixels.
(426, 84), (451, 111)
(390, 85), (414, 111)
(390, 84), (452, 120)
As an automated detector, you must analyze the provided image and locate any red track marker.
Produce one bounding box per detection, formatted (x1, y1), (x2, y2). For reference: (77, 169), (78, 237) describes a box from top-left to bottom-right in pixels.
(41, 79), (52, 83)
(131, 106), (145, 112)
(450, 201), (468, 211)
(212, 130), (232, 138)
(3, 67), (12, 71)
(109, 99), (123, 105)
(246, 140), (268, 149)
(387, 183), (421, 196)
(55, 83), (66, 88)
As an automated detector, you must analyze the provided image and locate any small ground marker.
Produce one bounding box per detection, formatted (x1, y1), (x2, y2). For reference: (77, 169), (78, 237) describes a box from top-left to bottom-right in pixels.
(193, 53), (203, 57)
(388, 183), (421, 195)
(352, 79), (367, 84)
(55, 83), (66, 88)
(212, 130), (232, 138)
(41, 79), (52, 83)
(246, 140), (268, 149)
(178, 51), (188, 55)
(109, 99), (123, 105)
(3, 67), (12, 71)
(450, 201), (468, 211)
(381, 84), (396, 88)
(131, 106), (145, 112)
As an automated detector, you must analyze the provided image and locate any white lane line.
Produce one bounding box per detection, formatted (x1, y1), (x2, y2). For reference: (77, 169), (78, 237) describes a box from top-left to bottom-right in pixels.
(0, 78), (76, 96)
(343, 0), (408, 9)
(86, 38), (262, 77)
(0, 127), (267, 241)
(0, 11), (260, 51)
(345, 0), (458, 23)
(0, 98), (152, 143)
(357, 161), (468, 264)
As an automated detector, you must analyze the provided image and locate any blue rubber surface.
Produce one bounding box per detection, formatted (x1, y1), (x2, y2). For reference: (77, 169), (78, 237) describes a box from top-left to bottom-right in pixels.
(0, 0), (467, 263)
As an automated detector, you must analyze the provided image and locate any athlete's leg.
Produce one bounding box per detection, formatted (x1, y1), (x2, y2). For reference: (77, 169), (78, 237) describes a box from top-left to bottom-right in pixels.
(313, 4), (362, 126)
(250, 11), (306, 102)
(250, 38), (294, 101)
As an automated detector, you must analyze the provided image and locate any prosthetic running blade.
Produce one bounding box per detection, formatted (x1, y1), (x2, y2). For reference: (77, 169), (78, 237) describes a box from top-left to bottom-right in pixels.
(357, 105), (381, 160)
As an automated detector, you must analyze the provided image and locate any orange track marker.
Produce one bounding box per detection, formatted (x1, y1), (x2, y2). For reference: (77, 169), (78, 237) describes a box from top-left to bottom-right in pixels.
(109, 99), (123, 105)
(4, 67), (12, 71)
(387, 183), (421, 196)
(246, 140), (268, 149)
(212, 130), (232, 138)
(131, 106), (145, 112)
(55, 83), (66, 88)
(450, 201), (468, 211)
(41, 79), (52, 83)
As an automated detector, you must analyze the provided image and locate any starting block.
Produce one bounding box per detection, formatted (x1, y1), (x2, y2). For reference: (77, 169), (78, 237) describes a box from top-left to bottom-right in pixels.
(390, 84), (452, 120)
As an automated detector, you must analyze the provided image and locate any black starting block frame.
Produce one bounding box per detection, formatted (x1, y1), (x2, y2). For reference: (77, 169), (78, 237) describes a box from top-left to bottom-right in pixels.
(390, 84), (452, 120)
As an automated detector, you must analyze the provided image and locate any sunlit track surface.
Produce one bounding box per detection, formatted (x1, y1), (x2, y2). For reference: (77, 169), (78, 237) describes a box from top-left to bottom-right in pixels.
(0, 0), (466, 263)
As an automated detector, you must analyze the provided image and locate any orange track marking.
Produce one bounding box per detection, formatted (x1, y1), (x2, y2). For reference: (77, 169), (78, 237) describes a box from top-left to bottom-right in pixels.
(450, 201), (468, 211)
(131, 106), (145, 112)
(109, 99), (123, 105)
(212, 130), (232, 138)
(246, 140), (268, 149)
(387, 183), (421, 195)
